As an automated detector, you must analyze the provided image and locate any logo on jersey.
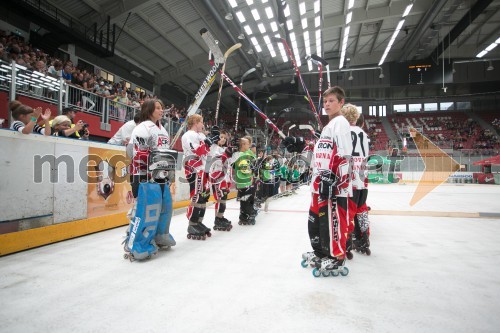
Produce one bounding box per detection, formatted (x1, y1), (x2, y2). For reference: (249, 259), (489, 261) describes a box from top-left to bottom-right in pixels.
(157, 135), (169, 147)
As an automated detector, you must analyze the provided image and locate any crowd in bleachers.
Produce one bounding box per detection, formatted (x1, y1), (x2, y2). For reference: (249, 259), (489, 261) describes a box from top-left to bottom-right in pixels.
(0, 30), (151, 110)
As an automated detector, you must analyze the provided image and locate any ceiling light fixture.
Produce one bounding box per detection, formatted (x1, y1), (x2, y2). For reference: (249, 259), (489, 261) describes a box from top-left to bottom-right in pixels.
(225, 13), (233, 20)
(348, 71), (353, 80)
(238, 33), (245, 40)
(487, 61), (494, 71)
(379, 69), (384, 79)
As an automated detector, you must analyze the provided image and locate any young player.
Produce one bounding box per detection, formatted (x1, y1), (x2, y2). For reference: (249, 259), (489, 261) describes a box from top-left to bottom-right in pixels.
(259, 155), (276, 212)
(208, 129), (233, 231)
(343, 107), (371, 256)
(233, 137), (257, 225)
(299, 86), (352, 276)
(124, 99), (177, 261)
(182, 115), (220, 239)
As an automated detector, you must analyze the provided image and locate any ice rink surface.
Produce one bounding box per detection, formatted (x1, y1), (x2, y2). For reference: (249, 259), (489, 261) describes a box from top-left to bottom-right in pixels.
(1, 183), (500, 333)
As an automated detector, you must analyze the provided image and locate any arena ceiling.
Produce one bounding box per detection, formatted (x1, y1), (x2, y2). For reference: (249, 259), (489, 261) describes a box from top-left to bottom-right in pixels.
(47, 0), (500, 106)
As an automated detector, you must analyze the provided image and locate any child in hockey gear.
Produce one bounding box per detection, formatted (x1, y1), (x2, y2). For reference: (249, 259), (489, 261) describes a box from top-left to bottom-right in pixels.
(234, 137), (257, 225)
(209, 129), (233, 231)
(182, 115), (220, 239)
(302, 86), (352, 274)
(124, 99), (177, 261)
(342, 106), (371, 258)
(258, 155), (276, 212)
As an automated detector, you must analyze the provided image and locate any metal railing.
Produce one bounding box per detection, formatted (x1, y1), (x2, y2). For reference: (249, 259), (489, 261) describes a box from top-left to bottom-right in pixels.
(1, 60), (139, 128)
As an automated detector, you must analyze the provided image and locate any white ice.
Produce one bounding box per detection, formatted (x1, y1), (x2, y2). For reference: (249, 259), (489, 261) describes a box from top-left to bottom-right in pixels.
(1, 183), (499, 333)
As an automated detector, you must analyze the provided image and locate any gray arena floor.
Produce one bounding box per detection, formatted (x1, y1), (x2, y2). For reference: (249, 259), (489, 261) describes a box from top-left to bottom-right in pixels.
(1, 183), (499, 333)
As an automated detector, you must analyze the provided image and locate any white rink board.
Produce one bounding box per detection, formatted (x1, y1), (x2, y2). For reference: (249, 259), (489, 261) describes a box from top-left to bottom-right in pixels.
(0, 132), (54, 221)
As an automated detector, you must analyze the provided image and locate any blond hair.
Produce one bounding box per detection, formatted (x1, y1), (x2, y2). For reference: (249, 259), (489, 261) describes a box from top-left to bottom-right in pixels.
(187, 114), (203, 128)
(52, 115), (71, 128)
(341, 103), (359, 125)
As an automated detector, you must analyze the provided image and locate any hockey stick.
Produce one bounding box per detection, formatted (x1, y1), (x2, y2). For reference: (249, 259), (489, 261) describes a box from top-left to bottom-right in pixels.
(170, 29), (224, 147)
(213, 42), (242, 126)
(273, 37), (322, 129)
(235, 67), (256, 132)
(310, 54), (331, 88)
(200, 30), (287, 139)
(307, 54), (329, 116)
(221, 72), (286, 139)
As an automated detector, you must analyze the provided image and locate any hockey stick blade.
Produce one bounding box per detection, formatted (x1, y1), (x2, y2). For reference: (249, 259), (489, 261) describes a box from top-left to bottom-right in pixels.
(209, 41), (242, 125)
(309, 54), (329, 66)
(170, 59), (222, 146)
(200, 28), (224, 63)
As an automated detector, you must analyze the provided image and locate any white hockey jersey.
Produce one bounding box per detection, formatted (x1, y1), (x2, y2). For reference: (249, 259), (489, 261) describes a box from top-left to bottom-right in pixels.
(129, 120), (170, 175)
(182, 130), (210, 173)
(350, 125), (370, 190)
(310, 115), (352, 197)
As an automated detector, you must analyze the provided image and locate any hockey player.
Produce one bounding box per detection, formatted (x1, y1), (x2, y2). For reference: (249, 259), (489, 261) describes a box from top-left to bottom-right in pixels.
(233, 137), (257, 225)
(342, 106), (371, 256)
(182, 115), (220, 239)
(208, 129), (233, 231)
(259, 155), (276, 212)
(291, 86), (352, 276)
(124, 99), (177, 261)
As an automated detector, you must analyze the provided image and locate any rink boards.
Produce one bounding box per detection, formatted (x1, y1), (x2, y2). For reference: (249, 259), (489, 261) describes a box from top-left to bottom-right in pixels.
(0, 130), (235, 255)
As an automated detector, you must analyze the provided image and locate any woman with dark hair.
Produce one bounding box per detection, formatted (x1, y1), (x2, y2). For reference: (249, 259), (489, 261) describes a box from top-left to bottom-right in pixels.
(124, 99), (177, 261)
(9, 100), (51, 136)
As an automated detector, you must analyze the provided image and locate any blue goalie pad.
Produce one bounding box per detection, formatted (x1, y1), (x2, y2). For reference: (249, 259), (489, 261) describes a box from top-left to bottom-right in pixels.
(127, 182), (162, 260)
(155, 184), (176, 247)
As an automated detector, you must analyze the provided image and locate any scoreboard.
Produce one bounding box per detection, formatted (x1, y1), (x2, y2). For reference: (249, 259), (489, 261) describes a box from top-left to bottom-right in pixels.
(390, 60), (452, 86)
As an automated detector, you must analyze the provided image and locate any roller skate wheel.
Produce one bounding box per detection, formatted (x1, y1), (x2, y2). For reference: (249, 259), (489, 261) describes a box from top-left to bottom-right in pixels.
(366, 249), (371, 256)
(300, 259), (308, 268)
(238, 221), (242, 225)
(214, 227), (219, 231)
(187, 234), (192, 239)
(331, 270), (340, 277)
(346, 252), (353, 260)
(312, 268), (321, 278)
(201, 235), (206, 240)
(206, 232), (212, 237)
(321, 271), (330, 277)
(251, 221), (256, 225)
(340, 267), (349, 276)
(123, 253), (129, 260)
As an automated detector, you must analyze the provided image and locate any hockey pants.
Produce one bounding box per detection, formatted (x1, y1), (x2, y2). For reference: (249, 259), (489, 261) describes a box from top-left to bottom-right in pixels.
(237, 185), (256, 221)
(349, 189), (370, 238)
(186, 171), (210, 223)
(212, 180), (229, 218)
(308, 193), (349, 259)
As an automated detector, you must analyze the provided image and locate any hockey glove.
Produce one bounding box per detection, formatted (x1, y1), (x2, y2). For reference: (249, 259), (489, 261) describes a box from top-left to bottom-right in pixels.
(318, 170), (338, 200)
(210, 125), (220, 138)
(224, 146), (236, 157)
(283, 136), (306, 153)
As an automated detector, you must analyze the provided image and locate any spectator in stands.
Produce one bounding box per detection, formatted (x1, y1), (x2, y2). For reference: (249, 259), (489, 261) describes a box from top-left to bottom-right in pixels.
(72, 72), (85, 88)
(108, 114), (140, 146)
(51, 115), (88, 139)
(0, 43), (8, 62)
(48, 60), (62, 78)
(61, 64), (72, 83)
(9, 100), (51, 136)
(34, 60), (47, 75)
